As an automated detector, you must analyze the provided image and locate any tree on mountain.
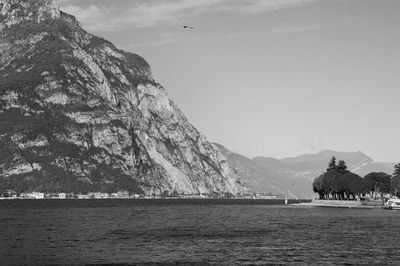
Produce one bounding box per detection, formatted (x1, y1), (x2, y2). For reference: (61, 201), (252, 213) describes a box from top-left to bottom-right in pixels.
(327, 156), (337, 172)
(337, 160), (348, 173)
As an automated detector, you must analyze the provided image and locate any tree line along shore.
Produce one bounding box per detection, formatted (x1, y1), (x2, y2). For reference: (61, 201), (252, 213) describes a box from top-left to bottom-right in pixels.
(313, 157), (400, 200)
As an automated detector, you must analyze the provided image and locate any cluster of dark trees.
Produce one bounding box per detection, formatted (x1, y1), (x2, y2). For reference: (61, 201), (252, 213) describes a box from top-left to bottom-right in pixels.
(313, 157), (400, 200)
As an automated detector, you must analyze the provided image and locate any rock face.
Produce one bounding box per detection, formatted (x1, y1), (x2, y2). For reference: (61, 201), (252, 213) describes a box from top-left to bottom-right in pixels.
(0, 0), (248, 196)
(217, 145), (395, 198)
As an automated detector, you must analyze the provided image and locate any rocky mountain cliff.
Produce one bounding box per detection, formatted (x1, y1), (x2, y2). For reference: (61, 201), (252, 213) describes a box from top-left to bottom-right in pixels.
(217, 144), (395, 198)
(0, 0), (248, 196)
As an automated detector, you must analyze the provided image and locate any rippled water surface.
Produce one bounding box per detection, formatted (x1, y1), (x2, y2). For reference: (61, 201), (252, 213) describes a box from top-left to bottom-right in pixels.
(1, 199), (399, 265)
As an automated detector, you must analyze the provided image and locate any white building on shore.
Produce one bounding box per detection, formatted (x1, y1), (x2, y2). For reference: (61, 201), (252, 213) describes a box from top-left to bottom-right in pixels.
(20, 192), (45, 199)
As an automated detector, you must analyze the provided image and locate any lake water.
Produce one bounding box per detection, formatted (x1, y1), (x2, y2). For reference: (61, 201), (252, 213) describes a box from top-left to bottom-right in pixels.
(0, 199), (399, 265)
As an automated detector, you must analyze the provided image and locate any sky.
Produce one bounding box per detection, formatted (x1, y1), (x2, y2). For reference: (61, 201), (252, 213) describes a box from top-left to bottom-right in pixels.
(59, 0), (400, 162)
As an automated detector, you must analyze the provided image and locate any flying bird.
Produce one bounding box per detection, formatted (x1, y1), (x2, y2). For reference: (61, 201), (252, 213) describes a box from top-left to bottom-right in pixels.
(183, 25), (194, 30)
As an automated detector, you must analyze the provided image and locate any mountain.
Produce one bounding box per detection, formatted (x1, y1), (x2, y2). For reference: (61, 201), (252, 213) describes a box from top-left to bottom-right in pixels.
(217, 144), (396, 198)
(0, 0), (248, 196)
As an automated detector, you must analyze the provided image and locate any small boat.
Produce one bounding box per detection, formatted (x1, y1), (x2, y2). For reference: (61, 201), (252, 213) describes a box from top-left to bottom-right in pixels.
(383, 198), (400, 210)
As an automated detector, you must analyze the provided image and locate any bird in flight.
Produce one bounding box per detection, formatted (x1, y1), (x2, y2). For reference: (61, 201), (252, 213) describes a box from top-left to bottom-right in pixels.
(183, 25), (194, 30)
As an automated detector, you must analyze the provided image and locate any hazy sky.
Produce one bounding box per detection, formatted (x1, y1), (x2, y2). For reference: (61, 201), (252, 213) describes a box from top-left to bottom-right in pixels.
(59, 0), (400, 162)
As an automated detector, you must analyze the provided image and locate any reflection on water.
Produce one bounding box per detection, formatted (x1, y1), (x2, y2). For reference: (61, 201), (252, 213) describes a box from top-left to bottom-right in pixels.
(0, 199), (399, 265)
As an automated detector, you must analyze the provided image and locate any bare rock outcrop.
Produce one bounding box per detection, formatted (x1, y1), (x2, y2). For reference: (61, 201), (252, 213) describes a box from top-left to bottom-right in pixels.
(0, 0), (248, 196)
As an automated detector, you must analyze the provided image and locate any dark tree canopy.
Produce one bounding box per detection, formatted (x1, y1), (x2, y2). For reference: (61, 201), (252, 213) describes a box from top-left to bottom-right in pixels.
(392, 175), (400, 197)
(327, 156), (337, 172)
(313, 159), (395, 200)
(313, 175), (323, 193)
(363, 172), (391, 196)
(394, 163), (400, 176)
(344, 172), (363, 195)
(313, 168), (362, 200)
(337, 160), (348, 173)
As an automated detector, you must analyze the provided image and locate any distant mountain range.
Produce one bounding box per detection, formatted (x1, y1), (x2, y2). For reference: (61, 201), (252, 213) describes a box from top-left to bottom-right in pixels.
(216, 144), (396, 198)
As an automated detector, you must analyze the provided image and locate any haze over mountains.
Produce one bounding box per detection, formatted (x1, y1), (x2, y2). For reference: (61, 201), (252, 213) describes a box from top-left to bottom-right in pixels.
(217, 144), (395, 198)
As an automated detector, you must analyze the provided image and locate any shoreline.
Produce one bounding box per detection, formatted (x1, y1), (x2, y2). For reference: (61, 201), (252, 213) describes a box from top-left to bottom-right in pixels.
(0, 197), (312, 202)
(295, 199), (384, 209)
(0, 192), (311, 201)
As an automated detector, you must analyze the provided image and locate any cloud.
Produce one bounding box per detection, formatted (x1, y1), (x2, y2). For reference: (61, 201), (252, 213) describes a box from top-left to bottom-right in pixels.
(259, 25), (321, 35)
(128, 33), (197, 48)
(59, 0), (324, 32)
(301, 140), (316, 152)
(221, 0), (320, 14)
(223, 33), (242, 39)
(60, 0), (224, 32)
(300, 139), (326, 153)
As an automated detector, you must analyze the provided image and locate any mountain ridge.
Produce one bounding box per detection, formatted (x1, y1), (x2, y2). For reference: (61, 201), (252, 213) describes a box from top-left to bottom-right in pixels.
(0, 0), (248, 196)
(217, 144), (395, 198)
